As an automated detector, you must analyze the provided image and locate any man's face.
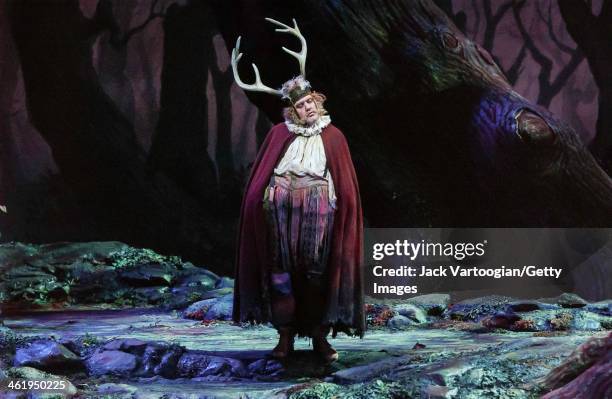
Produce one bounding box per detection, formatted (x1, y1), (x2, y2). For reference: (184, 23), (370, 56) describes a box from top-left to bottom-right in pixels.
(294, 95), (319, 126)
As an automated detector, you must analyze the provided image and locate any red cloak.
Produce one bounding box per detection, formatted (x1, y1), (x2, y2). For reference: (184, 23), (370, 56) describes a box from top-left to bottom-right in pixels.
(233, 122), (365, 337)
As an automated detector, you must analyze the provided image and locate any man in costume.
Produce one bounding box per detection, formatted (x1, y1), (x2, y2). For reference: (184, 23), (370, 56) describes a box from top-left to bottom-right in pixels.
(232, 18), (365, 363)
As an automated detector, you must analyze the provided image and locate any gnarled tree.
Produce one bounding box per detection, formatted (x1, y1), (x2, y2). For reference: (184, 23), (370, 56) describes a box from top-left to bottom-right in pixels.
(212, 0), (612, 226)
(7, 0), (612, 277)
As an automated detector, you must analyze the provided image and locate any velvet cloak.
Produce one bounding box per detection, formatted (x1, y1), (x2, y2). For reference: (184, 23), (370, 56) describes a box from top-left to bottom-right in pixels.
(233, 122), (365, 337)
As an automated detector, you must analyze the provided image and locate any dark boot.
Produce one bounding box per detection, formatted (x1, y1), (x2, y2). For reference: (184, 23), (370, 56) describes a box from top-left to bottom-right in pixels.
(271, 327), (295, 359)
(312, 325), (338, 363)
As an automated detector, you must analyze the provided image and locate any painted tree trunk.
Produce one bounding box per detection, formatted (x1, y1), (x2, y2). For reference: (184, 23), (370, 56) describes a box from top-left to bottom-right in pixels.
(211, 46), (241, 213)
(559, 0), (612, 175)
(148, 1), (218, 202)
(9, 0), (231, 270)
(592, 88), (612, 171)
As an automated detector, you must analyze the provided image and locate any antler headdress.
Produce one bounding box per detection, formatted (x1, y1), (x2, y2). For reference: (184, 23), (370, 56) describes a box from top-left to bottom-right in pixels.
(231, 18), (312, 104)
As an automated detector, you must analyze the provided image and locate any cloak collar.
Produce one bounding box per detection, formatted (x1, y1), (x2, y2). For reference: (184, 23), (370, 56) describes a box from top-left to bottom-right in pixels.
(285, 115), (331, 137)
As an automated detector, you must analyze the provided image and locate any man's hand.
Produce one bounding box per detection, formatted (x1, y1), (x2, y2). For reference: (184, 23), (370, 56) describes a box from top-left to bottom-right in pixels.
(0, 205), (7, 213)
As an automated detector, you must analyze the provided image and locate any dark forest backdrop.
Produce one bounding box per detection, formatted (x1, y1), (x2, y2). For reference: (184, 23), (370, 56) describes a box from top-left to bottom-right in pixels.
(1, 0), (611, 275)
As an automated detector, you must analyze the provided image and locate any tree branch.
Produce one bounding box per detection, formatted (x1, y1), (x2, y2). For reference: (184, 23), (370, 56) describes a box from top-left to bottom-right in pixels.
(537, 1), (574, 55)
(513, 0), (552, 88)
(505, 44), (527, 85)
(482, 0), (513, 51)
(514, 1), (585, 106)
(110, 0), (168, 48)
(548, 50), (585, 99)
(492, 2), (513, 26)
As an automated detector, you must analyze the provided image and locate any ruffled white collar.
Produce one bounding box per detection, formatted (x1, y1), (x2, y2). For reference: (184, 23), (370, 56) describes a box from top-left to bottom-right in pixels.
(285, 115), (331, 137)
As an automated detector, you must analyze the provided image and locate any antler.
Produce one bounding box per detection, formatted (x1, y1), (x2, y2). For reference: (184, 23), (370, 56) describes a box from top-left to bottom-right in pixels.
(231, 36), (282, 96)
(230, 18), (309, 95)
(265, 18), (307, 77)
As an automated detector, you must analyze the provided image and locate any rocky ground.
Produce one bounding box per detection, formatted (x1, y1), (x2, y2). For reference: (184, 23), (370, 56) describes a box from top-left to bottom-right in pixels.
(0, 242), (611, 398)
